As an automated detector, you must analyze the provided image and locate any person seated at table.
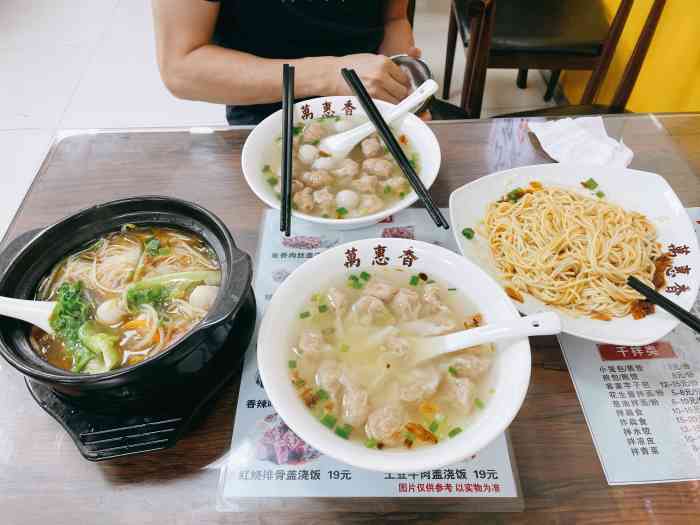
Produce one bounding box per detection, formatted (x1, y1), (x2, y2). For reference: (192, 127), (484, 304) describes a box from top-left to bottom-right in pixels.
(152, 0), (421, 125)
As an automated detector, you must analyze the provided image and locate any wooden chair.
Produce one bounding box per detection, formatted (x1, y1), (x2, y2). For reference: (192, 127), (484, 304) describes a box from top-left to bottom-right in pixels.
(443, 0), (636, 118)
(493, 0), (666, 117)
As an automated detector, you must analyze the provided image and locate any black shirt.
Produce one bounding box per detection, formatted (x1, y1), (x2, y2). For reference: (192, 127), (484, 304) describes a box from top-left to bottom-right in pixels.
(205, 0), (386, 124)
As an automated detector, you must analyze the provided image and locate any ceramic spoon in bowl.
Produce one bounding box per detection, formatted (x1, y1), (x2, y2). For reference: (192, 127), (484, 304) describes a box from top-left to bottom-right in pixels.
(0, 297), (55, 334)
(318, 78), (438, 161)
(411, 312), (561, 364)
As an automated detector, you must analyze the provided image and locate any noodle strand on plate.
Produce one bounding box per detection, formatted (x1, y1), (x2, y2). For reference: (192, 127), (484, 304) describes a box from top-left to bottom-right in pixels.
(484, 183), (666, 320)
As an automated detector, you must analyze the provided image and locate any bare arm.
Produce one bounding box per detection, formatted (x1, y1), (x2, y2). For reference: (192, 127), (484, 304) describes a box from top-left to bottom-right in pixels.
(378, 0), (421, 58)
(152, 0), (329, 104)
(152, 0), (411, 105)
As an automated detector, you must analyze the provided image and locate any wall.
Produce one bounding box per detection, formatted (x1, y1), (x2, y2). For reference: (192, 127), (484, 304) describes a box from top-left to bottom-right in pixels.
(562, 0), (700, 112)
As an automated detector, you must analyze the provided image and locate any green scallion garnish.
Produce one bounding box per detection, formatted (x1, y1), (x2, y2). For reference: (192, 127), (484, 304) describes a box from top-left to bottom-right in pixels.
(462, 227), (475, 240)
(409, 275), (419, 286)
(340, 343), (350, 353)
(316, 388), (329, 401)
(335, 424), (353, 439)
(596, 190), (605, 199)
(266, 176), (278, 186)
(474, 398), (485, 410)
(581, 177), (599, 190)
(299, 311), (311, 319)
(318, 304), (328, 313)
(293, 378), (306, 388)
(383, 185), (391, 194)
(336, 207), (348, 217)
(288, 360), (297, 369)
(320, 413), (337, 429)
(365, 438), (378, 449)
(262, 164), (271, 173)
(428, 420), (439, 433)
(506, 188), (525, 203)
(359, 271), (371, 281)
(448, 366), (458, 377)
(448, 427), (463, 438)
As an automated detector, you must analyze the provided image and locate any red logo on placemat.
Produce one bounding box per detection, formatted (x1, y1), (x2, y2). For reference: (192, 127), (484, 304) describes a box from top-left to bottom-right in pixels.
(597, 342), (676, 361)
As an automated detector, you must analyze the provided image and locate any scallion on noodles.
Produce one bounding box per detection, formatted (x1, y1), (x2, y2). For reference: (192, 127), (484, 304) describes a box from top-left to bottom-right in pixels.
(484, 182), (668, 320)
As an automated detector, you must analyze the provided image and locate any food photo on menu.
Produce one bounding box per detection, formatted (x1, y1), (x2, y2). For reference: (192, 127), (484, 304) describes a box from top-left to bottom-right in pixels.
(1, 0), (700, 523)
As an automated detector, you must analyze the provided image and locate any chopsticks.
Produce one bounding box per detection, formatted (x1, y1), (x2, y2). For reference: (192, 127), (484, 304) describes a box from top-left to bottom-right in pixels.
(340, 68), (449, 229)
(627, 276), (700, 333)
(280, 63), (295, 236)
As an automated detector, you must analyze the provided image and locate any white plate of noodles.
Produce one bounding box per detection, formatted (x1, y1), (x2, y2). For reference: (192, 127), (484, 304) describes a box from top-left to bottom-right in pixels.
(449, 163), (700, 345)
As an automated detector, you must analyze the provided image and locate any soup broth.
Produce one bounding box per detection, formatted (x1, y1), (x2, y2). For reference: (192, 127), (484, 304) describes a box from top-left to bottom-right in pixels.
(288, 268), (493, 450)
(263, 116), (420, 219)
(30, 226), (220, 374)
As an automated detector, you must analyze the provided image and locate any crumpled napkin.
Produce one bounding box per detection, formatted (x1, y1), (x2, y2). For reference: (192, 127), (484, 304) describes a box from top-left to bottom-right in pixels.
(528, 116), (633, 167)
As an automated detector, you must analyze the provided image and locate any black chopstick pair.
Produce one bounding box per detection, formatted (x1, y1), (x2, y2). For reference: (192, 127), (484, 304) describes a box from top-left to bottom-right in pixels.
(340, 68), (449, 230)
(280, 64), (295, 236)
(627, 276), (700, 334)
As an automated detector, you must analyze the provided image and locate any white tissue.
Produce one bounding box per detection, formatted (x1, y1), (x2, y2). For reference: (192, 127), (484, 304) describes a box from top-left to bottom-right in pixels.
(528, 117), (633, 167)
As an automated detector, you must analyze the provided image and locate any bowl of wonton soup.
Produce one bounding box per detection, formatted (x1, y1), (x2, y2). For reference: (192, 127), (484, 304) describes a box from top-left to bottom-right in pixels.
(257, 238), (531, 472)
(241, 96), (441, 230)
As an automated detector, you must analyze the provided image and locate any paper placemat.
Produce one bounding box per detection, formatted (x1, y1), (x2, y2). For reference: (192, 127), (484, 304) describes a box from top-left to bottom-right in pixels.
(559, 208), (700, 485)
(217, 209), (523, 512)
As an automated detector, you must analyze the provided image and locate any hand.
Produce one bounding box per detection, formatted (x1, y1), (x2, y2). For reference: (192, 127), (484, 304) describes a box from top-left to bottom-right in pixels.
(407, 46), (422, 59)
(328, 53), (411, 104)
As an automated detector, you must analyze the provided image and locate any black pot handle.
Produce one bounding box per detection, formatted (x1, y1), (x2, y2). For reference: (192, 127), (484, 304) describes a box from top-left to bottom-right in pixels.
(0, 228), (44, 286)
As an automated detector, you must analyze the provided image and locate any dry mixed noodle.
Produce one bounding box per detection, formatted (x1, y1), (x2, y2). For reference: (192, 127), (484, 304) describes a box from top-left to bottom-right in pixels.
(484, 183), (669, 320)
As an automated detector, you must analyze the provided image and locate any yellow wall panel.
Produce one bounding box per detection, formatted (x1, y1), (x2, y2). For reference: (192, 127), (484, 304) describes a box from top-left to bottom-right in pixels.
(561, 0), (700, 112)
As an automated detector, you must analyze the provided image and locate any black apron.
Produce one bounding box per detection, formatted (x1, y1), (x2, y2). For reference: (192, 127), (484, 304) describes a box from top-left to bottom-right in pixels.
(209, 0), (386, 125)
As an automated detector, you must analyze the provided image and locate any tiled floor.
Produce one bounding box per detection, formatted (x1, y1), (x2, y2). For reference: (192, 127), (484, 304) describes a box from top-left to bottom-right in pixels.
(0, 0), (554, 238)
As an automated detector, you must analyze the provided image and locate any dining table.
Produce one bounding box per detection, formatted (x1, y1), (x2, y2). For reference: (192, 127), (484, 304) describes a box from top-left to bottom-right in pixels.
(1, 112), (699, 525)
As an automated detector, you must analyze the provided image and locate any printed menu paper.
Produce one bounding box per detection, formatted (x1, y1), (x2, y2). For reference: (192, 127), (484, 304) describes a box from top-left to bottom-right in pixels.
(560, 208), (700, 485)
(218, 209), (522, 511)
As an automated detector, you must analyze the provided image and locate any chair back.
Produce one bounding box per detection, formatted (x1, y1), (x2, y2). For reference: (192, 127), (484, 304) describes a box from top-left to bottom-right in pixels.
(462, 0), (666, 115)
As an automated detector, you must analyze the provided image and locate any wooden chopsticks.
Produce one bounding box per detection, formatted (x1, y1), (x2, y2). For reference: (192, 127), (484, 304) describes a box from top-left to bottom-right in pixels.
(340, 68), (449, 230)
(627, 276), (700, 333)
(280, 63), (295, 236)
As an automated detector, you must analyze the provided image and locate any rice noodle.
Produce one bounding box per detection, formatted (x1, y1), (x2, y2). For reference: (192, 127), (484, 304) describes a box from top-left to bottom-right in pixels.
(32, 226), (219, 373)
(129, 304), (159, 351)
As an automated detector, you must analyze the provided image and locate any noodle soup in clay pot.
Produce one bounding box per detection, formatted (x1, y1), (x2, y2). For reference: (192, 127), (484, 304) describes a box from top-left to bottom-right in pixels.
(257, 238), (531, 473)
(0, 197), (255, 411)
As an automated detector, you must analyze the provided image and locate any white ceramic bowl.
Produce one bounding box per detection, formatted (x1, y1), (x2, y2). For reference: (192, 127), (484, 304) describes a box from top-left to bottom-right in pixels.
(242, 96), (441, 230)
(449, 163), (700, 345)
(257, 238), (531, 472)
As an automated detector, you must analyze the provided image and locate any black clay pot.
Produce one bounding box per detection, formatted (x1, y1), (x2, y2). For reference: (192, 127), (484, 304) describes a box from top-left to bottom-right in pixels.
(0, 196), (255, 413)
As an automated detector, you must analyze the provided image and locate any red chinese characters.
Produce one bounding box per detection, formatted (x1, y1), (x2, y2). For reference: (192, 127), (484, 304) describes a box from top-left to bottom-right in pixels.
(666, 282), (690, 296)
(321, 100), (335, 118)
(300, 103), (313, 120)
(344, 247), (360, 268)
(597, 342), (676, 361)
(343, 99), (356, 116)
(666, 265), (691, 278)
(372, 244), (390, 266)
(668, 243), (691, 257)
(401, 248), (418, 267)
